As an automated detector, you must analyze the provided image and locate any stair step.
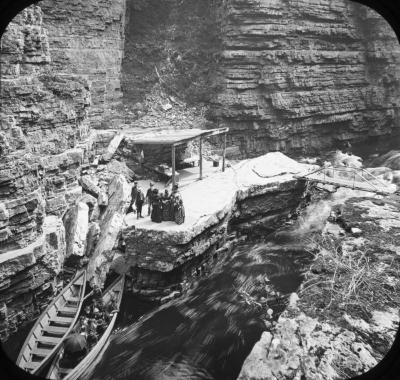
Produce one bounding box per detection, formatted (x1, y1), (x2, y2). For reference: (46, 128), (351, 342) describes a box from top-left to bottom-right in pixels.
(44, 326), (69, 336)
(51, 316), (74, 326)
(32, 347), (52, 358)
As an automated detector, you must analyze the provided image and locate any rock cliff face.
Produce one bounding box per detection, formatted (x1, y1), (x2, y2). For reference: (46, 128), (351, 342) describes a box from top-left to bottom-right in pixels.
(211, 0), (400, 156)
(40, 0), (127, 129)
(120, 0), (400, 157)
(0, 1), (127, 340)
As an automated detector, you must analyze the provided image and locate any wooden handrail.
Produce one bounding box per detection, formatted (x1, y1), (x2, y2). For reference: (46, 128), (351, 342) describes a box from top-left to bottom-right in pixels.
(296, 164), (392, 195)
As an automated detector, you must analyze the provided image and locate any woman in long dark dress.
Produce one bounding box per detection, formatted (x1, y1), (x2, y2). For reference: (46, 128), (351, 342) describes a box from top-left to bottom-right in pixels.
(161, 189), (171, 221)
(151, 190), (163, 223)
(171, 185), (185, 225)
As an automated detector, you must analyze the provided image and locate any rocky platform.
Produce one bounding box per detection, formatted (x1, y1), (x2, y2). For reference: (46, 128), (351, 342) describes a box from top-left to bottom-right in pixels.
(238, 194), (400, 380)
(121, 152), (313, 300)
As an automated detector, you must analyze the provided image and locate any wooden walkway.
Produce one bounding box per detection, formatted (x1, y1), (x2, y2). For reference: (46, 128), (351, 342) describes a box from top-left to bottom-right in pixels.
(295, 166), (394, 196)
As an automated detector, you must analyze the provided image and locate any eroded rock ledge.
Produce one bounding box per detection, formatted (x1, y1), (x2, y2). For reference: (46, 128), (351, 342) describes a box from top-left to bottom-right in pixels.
(238, 195), (400, 380)
(120, 152), (312, 301)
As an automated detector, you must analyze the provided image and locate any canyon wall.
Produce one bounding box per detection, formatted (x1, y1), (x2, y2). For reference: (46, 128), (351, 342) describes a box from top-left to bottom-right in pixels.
(40, 0), (127, 129)
(211, 0), (400, 156)
(121, 0), (400, 157)
(0, 0), (127, 340)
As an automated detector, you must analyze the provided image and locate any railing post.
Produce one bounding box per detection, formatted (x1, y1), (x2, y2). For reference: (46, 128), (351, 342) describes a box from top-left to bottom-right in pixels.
(199, 136), (203, 180)
(172, 145), (176, 188)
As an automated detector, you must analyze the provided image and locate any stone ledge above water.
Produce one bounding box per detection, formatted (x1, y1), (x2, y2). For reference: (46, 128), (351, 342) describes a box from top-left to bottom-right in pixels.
(121, 153), (313, 273)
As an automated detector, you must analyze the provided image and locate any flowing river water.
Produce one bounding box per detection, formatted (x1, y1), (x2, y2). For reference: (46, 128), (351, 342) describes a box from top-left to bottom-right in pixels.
(84, 240), (312, 380)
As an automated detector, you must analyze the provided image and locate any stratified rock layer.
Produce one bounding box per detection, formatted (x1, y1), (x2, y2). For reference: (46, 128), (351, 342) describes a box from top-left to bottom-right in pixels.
(211, 0), (400, 156)
(0, 1), (127, 340)
(0, 215), (65, 340)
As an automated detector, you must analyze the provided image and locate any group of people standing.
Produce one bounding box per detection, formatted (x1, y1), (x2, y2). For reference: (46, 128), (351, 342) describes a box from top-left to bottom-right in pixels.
(130, 181), (185, 225)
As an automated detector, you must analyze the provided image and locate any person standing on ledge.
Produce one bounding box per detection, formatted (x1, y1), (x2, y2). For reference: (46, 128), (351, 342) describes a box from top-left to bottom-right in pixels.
(136, 184), (145, 219)
(129, 181), (138, 213)
(151, 189), (163, 223)
(171, 184), (185, 225)
(146, 182), (155, 216)
(161, 189), (171, 221)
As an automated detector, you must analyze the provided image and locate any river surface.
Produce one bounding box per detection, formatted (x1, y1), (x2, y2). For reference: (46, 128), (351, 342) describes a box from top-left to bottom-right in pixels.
(82, 235), (313, 380)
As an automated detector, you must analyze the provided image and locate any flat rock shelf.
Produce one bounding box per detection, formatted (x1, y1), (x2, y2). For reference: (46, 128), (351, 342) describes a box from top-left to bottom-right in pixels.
(120, 153), (313, 299)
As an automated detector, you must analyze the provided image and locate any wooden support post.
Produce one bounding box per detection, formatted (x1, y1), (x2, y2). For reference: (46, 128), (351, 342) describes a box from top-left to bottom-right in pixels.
(199, 136), (203, 180)
(222, 133), (227, 172)
(172, 144), (176, 188)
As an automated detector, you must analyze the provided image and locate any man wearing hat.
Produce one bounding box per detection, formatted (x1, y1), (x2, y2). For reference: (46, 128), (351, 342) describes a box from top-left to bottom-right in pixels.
(136, 184), (145, 219)
(146, 182), (155, 216)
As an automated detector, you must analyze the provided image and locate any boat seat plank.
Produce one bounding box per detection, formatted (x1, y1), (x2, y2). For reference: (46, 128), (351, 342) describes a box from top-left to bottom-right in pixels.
(32, 348), (52, 357)
(58, 306), (78, 316)
(37, 336), (59, 345)
(59, 367), (71, 375)
(24, 361), (40, 371)
(66, 296), (80, 304)
(51, 316), (74, 326)
(44, 326), (69, 336)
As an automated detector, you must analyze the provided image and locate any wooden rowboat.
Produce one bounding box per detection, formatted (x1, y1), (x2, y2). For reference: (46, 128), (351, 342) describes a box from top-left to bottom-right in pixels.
(47, 275), (125, 380)
(16, 270), (87, 376)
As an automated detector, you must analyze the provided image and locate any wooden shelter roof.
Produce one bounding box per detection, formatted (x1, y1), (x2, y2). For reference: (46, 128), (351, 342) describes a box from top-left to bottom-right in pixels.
(127, 127), (229, 146)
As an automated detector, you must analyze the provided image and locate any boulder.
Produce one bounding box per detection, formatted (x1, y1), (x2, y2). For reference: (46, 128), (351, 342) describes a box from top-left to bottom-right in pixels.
(80, 175), (101, 196)
(65, 186), (83, 206)
(97, 190), (109, 207)
(64, 202), (89, 257)
(100, 134), (124, 163)
(41, 215), (66, 274)
(351, 227), (362, 236)
(79, 193), (97, 210)
(106, 159), (135, 182)
(87, 175), (131, 286)
(85, 222), (100, 257)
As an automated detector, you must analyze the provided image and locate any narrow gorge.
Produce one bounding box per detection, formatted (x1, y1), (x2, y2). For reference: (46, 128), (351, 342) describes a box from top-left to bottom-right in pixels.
(1, 1), (400, 380)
